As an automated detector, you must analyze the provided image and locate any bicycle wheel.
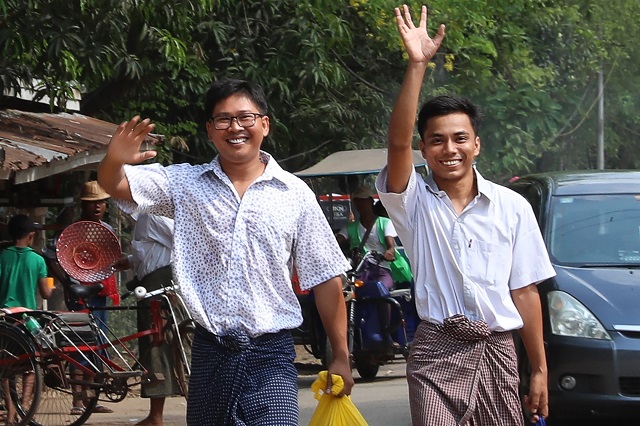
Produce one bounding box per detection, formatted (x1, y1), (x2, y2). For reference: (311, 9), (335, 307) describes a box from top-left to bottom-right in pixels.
(28, 357), (99, 426)
(0, 322), (41, 426)
(172, 319), (194, 398)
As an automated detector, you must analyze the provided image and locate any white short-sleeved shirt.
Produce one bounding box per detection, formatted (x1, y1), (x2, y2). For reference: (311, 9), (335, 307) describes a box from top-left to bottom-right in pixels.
(376, 167), (555, 331)
(130, 213), (173, 279)
(118, 152), (351, 337)
(337, 219), (397, 268)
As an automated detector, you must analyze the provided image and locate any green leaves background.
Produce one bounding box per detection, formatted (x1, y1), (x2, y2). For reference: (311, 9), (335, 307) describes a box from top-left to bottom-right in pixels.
(1, 0), (639, 180)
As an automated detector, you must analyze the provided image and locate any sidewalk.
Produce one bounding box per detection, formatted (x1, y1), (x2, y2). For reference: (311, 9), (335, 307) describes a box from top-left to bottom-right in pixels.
(83, 348), (324, 425)
(80, 396), (187, 426)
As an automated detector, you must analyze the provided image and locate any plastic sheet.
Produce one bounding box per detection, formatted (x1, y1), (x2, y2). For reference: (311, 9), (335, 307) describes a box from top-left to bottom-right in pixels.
(308, 370), (368, 426)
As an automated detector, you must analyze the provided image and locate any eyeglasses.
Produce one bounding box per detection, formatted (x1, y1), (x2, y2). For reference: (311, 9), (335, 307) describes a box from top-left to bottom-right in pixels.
(209, 113), (265, 130)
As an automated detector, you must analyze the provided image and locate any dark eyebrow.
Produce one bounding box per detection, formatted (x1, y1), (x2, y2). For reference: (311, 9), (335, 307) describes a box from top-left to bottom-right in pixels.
(426, 130), (470, 139)
(213, 109), (255, 116)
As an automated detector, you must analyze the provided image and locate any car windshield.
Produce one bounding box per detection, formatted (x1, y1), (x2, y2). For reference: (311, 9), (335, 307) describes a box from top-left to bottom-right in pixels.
(548, 194), (640, 266)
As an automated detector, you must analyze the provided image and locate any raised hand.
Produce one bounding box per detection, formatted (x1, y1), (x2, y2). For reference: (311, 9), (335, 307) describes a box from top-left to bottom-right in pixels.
(395, 4), (445, 64)
(107, 116), (157, 166)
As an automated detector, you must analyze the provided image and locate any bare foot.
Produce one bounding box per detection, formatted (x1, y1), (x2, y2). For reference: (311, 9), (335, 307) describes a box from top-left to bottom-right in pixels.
(134, 417), (163, 426)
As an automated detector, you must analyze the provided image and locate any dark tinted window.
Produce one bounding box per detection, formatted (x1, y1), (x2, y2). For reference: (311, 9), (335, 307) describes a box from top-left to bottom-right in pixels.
(510, 181), (543, 220)
(548, 194), (640, 266)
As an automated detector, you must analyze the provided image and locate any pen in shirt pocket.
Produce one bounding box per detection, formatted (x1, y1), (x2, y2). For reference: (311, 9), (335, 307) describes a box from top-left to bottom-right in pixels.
(468, 239), (472, 248)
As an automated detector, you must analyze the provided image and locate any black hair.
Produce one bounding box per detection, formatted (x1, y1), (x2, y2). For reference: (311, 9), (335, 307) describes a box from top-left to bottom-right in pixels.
(417, 95), (482, 140)
(204, 78), (268, 124)
(7, 214), (36, 241)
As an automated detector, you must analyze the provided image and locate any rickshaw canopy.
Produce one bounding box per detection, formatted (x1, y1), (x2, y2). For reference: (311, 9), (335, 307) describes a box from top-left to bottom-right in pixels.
(294, 148), (427, 177)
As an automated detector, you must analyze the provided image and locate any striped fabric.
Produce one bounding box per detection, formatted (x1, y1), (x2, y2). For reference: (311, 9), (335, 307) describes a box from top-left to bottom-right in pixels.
(187, 325), (298, 426)
(407, 318), (524, 426)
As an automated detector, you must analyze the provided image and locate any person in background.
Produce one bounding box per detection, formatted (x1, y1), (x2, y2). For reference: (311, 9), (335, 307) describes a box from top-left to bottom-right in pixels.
(97, 78), (353, 425)
(336, 186), (412, 290)
(0, 214), (52, 426)
(0, 214), (51, 309)
(69, 180), (116, 415)
(375, 5), (555, 425)
(114, 212), (183, 426)
(78, 180), (120, 318)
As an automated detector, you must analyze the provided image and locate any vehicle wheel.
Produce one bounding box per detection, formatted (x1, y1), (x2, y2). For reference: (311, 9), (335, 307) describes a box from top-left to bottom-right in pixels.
(173, 319), (195, 399)
(322, 334), (356, 371)
(0, 322), (41, 426)
(321, 336), (334, 368)
(29, 357), (100, 426)
(354, 357), (379, 381)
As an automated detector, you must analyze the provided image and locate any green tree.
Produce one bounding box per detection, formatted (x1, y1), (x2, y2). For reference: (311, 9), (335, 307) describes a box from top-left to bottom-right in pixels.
(2, 0), (639, 179)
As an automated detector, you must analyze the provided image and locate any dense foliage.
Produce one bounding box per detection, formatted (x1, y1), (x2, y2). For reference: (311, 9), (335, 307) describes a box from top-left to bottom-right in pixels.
(1, 0), (639, 181)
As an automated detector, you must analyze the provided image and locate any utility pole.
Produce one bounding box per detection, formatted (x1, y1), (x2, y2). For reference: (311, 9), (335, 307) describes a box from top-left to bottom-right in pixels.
(597, 67), (605, 170)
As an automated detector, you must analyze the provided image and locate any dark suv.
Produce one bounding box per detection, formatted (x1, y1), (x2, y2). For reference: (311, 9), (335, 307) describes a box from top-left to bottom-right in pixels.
(509, 171), (640, 420)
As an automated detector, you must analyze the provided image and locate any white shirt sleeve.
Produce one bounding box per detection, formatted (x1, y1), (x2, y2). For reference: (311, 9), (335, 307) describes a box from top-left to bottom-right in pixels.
(383, 219), (398, 238)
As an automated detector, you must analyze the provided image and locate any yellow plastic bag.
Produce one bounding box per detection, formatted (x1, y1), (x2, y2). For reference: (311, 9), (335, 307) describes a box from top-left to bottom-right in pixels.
(308, 370), (368, 426)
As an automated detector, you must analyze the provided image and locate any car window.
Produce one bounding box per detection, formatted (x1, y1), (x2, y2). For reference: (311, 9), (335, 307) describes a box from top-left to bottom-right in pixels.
(548, 194), (640, 266)
(510, 182), (543, 221)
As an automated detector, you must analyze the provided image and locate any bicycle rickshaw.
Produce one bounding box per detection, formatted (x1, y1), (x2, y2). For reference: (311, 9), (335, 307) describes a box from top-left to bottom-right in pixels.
(0, 221), (194, 426)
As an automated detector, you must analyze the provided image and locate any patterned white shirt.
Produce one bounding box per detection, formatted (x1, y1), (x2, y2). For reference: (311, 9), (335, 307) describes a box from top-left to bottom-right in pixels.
(118, 152), (350, 337)
(130, 213), (173, 279)
(376, 167), (555, 331)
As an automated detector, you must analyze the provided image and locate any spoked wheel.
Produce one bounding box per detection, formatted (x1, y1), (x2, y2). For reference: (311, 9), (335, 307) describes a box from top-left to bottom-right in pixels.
(173, 319), (195, 398)
(0, 323), (41, 426)
(28, 359), (100, 426)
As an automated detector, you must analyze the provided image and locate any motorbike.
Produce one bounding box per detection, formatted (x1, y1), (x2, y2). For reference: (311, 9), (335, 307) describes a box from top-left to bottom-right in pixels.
(291, 148), (427, 379)
(294, 250), (419, 380)
(345, 251), (416, 379)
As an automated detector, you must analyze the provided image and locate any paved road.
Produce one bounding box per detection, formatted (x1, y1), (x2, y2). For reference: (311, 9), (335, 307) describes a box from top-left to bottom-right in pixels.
(71, 354), (640, 426)
(80, 356), (411, 426)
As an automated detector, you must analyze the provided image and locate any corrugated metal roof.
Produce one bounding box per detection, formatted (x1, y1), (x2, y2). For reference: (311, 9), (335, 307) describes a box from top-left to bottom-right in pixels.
(0, 109), (161, 184)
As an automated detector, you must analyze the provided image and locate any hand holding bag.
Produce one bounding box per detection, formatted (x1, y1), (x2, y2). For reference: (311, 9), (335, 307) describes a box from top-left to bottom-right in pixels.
(308, 370), (368, 426)
(534, 416), (546, 426)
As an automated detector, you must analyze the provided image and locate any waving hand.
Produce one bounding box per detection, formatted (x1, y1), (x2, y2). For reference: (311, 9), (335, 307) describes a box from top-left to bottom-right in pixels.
(107, 116), (157, 166)
(98, 116), (157, 201)
(395, 5), (445, 64)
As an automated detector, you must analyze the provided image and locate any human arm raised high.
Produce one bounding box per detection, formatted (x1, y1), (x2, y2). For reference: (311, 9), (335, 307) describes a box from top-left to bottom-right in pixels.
(387, 5), (445, 193)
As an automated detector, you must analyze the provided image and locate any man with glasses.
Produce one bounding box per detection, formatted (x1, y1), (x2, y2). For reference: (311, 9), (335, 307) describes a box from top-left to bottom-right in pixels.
(97, 78), (353, 425)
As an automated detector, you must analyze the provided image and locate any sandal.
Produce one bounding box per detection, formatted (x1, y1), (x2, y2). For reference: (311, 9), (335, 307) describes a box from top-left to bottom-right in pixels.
(93, 404), (114, 414)
(69, 406), (85, 416)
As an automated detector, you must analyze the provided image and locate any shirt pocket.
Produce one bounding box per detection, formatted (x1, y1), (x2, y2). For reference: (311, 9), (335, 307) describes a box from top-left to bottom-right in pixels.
(464, 240), (511, 287)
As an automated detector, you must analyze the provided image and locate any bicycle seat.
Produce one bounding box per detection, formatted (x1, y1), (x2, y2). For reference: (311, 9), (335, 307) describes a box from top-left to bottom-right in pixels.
(68, 283), (104, 300)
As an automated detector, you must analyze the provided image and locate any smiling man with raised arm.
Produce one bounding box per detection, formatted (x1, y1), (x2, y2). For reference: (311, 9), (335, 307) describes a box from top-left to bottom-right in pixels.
(98, 79), (353, 426)
(374, 5), (556, 426)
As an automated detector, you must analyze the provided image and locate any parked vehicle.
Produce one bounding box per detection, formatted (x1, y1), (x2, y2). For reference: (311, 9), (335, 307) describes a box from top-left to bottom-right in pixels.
(294, 251), (418, 380)
(292, 149), (425, 379)
(509, 170), (640, 420)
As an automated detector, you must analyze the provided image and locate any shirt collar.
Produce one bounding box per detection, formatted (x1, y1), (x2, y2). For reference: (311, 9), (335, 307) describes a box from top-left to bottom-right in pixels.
(424, 167), (495, 203)
(200, 151), (292, 188)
